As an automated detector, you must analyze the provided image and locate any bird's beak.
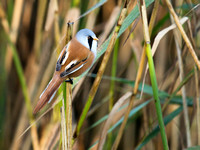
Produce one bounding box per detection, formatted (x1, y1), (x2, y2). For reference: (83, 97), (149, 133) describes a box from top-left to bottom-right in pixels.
(93, 37), (99, 41)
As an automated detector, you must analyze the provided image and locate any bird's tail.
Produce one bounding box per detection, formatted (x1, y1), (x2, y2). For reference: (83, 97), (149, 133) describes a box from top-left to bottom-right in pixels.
(33, 73), (63, 114)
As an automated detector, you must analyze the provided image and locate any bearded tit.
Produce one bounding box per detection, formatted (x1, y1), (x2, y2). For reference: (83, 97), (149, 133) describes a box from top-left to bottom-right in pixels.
(33, 29), (98, 114)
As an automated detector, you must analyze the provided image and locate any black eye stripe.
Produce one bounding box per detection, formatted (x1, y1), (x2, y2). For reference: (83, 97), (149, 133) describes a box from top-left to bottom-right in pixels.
(88, 36), (93, 50)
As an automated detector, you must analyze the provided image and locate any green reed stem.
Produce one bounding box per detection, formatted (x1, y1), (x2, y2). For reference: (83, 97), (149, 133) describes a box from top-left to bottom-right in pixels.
(145, 43), (168, 150)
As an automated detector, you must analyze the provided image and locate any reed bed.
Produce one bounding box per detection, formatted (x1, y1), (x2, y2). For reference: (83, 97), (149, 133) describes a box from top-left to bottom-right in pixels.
(0, 0), (200, 149)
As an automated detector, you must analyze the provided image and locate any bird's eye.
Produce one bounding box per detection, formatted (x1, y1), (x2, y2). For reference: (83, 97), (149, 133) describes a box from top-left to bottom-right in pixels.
(88, 36), (93, 50)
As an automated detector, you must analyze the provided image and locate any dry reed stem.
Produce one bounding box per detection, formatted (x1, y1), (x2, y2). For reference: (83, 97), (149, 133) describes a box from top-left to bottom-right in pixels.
(50, 9), (70, 149)
(187, 20), (196, 48)
(33, 0), (48, 59)
(113, 0), (160, 149)
(111, 55), (142, 149)
(97, 95), (148, 149)
(11, 109), (39, 150)
(30, 123), (40, 150)
(171, 11), (192, 146)
(40, 123), (60, 150)
(63, 9), (80, 101)
(111, 96), (135, 150)
(66, 83), (72, 149)
(62, 8), (80, 36)
(56, 23), (72, 150)
(170, 113), (180, 150)
(0, 6), (33, 149)
(65, 24), (73, 147)
(45, 0), (58, 31)
(164, 0), (200, 70)
(54, 12), (61, 46)
(10, 58), (40, 150)
(148, 0), (159, 35)
(97, 92), (132, 150)
(32, 52), (57, 106)
(61, 105), (67, 150)
(4, 4), (40, 148)
(11, 107), (27, 150)
(30, 7), (60, 106)
(30, 7), (71, 149)
(98, 6), (121, 45)
(21, 11), (74, 150)
(194, 66), (200, 145)
(0, 5), (9, 33)
(86, 0), (98, 29)
(140, 17), (188, 99)
(76, 0), (129, 137)
(18, 94), (63, 141)
(72, 5), (118, 102)
(112, 3), (146, 150)
(173, 25), (191, 146)
(5, 0), (24, 73)
(110, 1), (135, 149)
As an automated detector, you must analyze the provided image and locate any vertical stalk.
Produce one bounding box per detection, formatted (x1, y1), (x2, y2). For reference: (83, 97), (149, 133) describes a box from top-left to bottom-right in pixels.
(164, 0), (200, 70)
(6, 36), (40, 150)
(109, 38), (119, 111)
(76, 0), (130, 137)
(107, 38), (119, 149)
(141, 1), (168, 149)
(112, 0), (160, 149)
(194, 66), (200, 145)
(61, 98), (67, 150)
(145, 43), (168, 150)
(66, 83), (72, 149)
(62, 22), (73, 150)
(173, 25), (191, 147)
(33, 0), (48, 59)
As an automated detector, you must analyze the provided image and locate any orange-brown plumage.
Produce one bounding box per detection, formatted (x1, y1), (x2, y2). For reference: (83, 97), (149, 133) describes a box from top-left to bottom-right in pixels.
(33, 72), (64, 114)
(58, 38), (95, 77)
(33, 29), (98, 114)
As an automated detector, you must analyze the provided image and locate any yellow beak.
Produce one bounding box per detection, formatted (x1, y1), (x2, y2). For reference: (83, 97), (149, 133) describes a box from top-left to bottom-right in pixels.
(93, 37), (99, 41)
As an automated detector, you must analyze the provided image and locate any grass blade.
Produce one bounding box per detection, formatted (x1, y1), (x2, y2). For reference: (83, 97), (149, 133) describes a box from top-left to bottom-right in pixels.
(136, 106), (183, 150)
(89, 99), (152, 150)
(75, 0), (107, 21)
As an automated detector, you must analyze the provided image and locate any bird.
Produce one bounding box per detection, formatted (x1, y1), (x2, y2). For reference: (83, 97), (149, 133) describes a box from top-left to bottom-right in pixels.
(33, 29), (98, 114)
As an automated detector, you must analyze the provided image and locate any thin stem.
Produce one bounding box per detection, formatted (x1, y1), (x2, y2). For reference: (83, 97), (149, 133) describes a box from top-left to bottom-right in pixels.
(63, 23), (73, 149)
(61, 105), (67, 150)
(76, 0), (130, 137)
(107, 38), (119, 149)
(194, 66), (200, 145)
(6, 33), (40, 150)
(33, 0), (47, 59)
(172, 15), (191, 146)
(112, 0), (160, 149)
(145, 43), (169, 150)
(141, 1), (168, 149)
(164, 0), (200, 70)
(109, 38), (119, 111)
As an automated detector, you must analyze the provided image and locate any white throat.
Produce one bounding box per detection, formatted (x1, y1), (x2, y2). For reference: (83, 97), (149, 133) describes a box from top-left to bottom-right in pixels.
(75, 29), (98, 57)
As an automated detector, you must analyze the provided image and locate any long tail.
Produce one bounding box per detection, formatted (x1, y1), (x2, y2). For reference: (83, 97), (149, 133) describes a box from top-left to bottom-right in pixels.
(33, 73), (63, 114)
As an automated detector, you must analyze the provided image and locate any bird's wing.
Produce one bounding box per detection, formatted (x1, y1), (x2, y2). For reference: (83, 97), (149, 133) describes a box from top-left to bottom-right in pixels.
(56, 43), (70, 71)
(60, 56), (89, 77)
(56, 38), (94, 78)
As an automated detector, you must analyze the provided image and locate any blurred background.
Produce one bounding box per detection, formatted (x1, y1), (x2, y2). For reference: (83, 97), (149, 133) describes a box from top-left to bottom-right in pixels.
(0, 0), (200, 149)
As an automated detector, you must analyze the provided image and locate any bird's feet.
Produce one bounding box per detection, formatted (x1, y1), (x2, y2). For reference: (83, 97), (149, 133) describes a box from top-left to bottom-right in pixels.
(65, 78), (73, 84)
